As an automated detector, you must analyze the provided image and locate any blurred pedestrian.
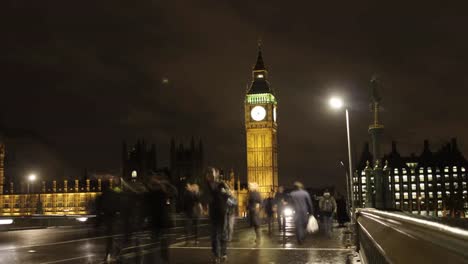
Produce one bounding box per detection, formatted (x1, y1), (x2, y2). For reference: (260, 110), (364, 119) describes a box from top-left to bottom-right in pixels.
(226, 194), (237, 242)
(319, 189), (337, 238)
(274, 186), (287, 232)
(248, 182), (262, 243)
(335, 193), (349, 228)
(263, 192), (275, 235)
(289, 181), (313, 244)
(183, 183), (202, 244)
(145, 175), (177, 263)
(206, 167), (231, 263)
(96, 182), (122, 262)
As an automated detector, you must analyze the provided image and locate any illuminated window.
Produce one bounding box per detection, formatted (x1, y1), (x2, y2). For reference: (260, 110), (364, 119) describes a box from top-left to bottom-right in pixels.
(394, 176), (400, 183)
(395, 193), (401, 200)
(353, 177), (358, 183)
(445, 174), (449, 179)
(462, 167), (466, 172)
(394, 184), (400, 191)
(396, 201), (400, 206)
(403, 192), (409, 199)
(361, 171), (366, 176)
(444, 167), (449, 173)
(419, 168), (424, 173)
(412, 193), (417, 199)
(437, 183), (441, 187)
(257, 74), (264, 78)
(463, 182), (467, 189)
(446, 191), (451, 195)
(361, 177), (366, 184)
(445, 182), (450, 189)
(429, 192), (434, 198)
(131, 170), (137, 178)
(436, 174), (441, 179)
(428, 168), (432, 173)
(419, 175), (425, 182)
(403, 184), (408, 191)
(420, 193), (425, 199)
(411, 176), (416, 182)
(402, 168), (407, 174)
(437, 191), (442, 198)
(428, 175), (433, 181)
(428, 183), (433, 188)
(394, 168), (399, 173)
(454, 182), (459, 189)
(453, 166), (457, 172)
(453, 174), (458, 179)
(411, 184), (417, 191)
(403, 175), (408, 182)
(420, 183), (425, 190)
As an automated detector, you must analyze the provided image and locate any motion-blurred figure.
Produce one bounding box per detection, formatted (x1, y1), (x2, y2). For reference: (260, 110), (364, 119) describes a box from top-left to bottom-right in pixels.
(96, 179), (122, 262)
(226, 193), (237, 242)
(206, 167), (231, 263)
(248, 182), (262, 244)
(290, 182), (313, 244)
(274, 186), (287, 232)
(335, 193), (349, 227)
(263, 192), (275, 235)
(319, 189), (337, 238)
(145, 175), (177, 263)
(183, 183), (202, 244)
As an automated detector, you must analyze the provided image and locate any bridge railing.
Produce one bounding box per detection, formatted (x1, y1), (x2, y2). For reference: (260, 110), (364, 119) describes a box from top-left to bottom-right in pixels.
(355, 208), (468, 264)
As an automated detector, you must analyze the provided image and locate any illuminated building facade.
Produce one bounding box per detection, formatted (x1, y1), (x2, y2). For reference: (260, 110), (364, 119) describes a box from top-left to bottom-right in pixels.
(354, 139), (468, 216)
(244, 44), (279, 195)
(353, 79), (468, 215)
(0, 138), (116, 216)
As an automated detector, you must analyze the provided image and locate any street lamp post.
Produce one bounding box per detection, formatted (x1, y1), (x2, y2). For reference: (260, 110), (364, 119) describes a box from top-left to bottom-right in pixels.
(329, 97), (355, 222)
(27, 174), (37, 215)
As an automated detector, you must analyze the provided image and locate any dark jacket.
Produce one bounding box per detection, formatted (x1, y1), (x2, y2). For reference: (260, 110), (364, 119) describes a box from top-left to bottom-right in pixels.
(208, 181), (230, 225)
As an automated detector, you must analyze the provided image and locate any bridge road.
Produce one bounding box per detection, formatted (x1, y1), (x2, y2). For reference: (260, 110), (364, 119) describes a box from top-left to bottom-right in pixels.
(0, 218), (356, 263)
(121, 219), (356, 264)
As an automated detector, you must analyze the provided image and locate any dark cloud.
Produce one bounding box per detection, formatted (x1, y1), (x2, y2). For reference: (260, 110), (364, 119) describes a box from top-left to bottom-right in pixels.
(1, 1), (468, 191)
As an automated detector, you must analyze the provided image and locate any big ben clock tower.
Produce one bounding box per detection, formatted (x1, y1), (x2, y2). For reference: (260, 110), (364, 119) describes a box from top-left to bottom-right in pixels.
(245, 44), (278, 195)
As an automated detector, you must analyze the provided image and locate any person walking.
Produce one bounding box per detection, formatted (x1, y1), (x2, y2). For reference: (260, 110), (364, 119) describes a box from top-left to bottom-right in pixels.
(289, 182), (313, 244)
(335, 193), (349, 228)
(274, 186), (288, 232)
(248, 182), (262, 243)
(206, 167), (231, 263)
(183, 183), (202, 244)
(319, 189), (337, 238)
(263, 192), (275, 235)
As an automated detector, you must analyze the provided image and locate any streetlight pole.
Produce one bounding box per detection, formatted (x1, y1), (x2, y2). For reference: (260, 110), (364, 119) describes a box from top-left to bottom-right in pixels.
(329, 98), (355, 223)
(345, 109), (355, 222)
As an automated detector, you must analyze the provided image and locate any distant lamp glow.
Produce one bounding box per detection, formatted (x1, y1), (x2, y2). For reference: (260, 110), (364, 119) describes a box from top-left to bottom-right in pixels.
(28, 174), (37, 182)
(131, 170), (137, 179)
(283, 207), (293, 217)
(0, 219), (13, 225)
(329, 97), (344, 109)
(76, 217), (88, 222)
(257, 74), (264, 78)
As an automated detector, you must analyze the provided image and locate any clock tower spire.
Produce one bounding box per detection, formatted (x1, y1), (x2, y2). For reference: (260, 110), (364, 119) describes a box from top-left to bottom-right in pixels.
(244, 43), (278, 195)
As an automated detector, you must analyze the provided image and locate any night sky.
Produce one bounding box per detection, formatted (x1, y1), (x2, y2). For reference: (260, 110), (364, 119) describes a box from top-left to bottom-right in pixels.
(2, 1), (468, 191)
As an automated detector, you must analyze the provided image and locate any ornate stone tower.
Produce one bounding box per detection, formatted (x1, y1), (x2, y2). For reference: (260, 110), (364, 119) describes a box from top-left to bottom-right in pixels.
(244, 43), (278, 195)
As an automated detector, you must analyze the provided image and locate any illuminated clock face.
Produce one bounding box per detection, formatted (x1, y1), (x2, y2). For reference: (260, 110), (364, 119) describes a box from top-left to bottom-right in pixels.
(273, 107), (277, 122)
(251, 106), (266, 121)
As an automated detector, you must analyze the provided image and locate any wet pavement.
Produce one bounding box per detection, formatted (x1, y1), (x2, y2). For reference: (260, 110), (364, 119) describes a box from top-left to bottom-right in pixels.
(0, 217), (357, 263)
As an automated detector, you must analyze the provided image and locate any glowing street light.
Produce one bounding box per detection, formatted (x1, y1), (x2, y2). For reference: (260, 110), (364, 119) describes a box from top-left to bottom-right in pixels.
(329, 97), (344, 109)
(28, 174), (37, 182)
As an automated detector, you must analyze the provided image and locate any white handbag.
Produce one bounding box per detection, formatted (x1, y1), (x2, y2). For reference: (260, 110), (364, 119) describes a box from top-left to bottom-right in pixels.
(307, 215), (319, 233)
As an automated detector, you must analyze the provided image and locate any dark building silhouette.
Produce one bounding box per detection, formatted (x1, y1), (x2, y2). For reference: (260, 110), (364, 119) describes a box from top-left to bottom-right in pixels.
(354, 138), (468, 216)
(121, 140), (157, 182)
(170, 137), (204, 186)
